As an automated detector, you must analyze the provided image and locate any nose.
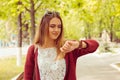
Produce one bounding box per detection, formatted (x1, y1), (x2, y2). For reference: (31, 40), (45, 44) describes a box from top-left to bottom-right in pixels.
(54, 26), (59, 31)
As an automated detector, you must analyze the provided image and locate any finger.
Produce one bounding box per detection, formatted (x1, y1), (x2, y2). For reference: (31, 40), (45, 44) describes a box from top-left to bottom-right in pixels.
(63, 44), (70, 49)
(67, 41), (72, 46)
(60, 48), (64, 52)
(60, 47), (69, 53)
(61, 47), (67, 51)
(65, 42), (71, 47)
(64, 41), (72, 48)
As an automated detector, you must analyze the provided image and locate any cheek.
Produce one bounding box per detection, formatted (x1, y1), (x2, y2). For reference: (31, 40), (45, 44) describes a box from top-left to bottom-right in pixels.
(48, 28), (53, 36)
(48, 27), (52, 33)
(59, 28), (62, 33)
(57, 29), (62, 37)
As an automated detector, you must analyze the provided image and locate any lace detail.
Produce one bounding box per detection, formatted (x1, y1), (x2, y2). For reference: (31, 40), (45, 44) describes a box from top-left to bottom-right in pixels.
(38, 47), (66, 80)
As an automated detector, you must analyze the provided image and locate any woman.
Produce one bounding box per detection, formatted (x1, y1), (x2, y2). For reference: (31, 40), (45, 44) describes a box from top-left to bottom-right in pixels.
(24, 11), (99, 80)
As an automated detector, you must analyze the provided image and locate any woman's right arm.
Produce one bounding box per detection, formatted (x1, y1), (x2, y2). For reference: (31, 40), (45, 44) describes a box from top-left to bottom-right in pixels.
(24, 45), (35, 80)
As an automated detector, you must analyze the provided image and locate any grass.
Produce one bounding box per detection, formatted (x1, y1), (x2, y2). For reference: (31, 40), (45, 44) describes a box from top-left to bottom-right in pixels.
(0, 56), (26, 80)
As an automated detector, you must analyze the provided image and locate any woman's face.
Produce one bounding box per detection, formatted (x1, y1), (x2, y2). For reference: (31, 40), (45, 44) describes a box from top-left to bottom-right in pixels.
(48, 17), (62, 41)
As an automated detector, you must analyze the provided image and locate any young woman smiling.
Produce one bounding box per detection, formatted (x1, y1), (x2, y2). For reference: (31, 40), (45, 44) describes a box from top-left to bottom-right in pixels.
(24, 11), (99, 80)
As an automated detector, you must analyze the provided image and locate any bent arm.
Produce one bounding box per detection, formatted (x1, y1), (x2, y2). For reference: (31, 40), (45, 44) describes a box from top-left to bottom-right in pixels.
(60, 39), (99, 55)
(71, 39), (99, 61)
(81, 39), (99, 52)
(76, 39), (99, 56)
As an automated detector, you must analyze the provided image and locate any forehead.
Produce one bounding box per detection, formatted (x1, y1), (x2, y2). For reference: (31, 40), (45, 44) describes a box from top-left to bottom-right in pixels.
(50, 17), (61, 24)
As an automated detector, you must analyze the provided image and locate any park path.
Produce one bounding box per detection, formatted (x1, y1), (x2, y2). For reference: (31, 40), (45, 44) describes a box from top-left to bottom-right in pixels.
(0, 47), (120, 80)
(0, 46), (28, 58)
(76, 52), (120, 80)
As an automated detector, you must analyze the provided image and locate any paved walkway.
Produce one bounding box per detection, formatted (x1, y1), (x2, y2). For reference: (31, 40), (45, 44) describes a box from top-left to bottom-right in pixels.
(0, 46), (28, 58)
(1, 47), (120, 80)
(76, 53), (120, 80)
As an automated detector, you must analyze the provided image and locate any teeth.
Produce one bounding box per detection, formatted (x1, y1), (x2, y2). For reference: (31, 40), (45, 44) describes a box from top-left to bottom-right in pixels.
(53, 32), (57, 33)
(53, 32), (58, 34)
(53, 34), (58, 35)
(53, 33), (58, 36)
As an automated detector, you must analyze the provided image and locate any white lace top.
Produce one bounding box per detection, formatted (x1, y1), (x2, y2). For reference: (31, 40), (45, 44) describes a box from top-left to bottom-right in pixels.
(37, 47), (66, 80)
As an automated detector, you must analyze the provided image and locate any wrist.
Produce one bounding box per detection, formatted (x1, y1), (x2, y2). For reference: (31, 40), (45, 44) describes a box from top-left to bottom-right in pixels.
(78, 40), (82, 49)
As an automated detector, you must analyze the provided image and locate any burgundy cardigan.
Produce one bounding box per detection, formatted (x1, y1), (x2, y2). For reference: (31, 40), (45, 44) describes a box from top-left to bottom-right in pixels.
(24, 39), (99, 80)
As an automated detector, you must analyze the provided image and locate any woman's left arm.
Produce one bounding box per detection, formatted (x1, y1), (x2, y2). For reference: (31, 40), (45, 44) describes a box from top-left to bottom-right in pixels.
(80, 39), (99, 53)
(60, 39), (99, 54)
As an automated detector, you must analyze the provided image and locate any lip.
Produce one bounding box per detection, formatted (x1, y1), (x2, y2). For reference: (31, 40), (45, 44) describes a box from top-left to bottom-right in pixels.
(53, 33), (58, 36)
(52, 32), (59, 36)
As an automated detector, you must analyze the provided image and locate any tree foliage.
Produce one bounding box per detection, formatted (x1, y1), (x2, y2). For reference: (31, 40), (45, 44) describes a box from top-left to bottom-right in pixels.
(0, 0), (120, 45)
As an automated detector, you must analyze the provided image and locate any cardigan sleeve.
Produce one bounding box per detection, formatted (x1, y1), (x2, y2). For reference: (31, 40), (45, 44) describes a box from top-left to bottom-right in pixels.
(24, 45), (35, 80)
(72, 39), (99, 60)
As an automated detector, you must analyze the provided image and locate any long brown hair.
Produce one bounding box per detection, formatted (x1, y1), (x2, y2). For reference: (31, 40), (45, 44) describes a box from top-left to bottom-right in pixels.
(34, 11), (64, 57)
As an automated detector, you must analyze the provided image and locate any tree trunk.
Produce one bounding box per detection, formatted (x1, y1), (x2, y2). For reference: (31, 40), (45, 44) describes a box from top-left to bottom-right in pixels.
(30, 0), (36, 43)
(86, 22), (91, 39)
(17, 12), (22, 66)
(99, 19), (102, 37)
(110, 16), (114, 42)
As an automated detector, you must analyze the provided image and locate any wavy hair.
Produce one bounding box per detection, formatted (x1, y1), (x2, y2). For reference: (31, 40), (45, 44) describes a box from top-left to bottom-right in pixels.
(34, 11), (64, 57)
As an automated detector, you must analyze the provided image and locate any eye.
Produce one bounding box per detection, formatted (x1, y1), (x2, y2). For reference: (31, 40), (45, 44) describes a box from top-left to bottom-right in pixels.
(58, 25), (62, 28)
(50, 24), (55, 28)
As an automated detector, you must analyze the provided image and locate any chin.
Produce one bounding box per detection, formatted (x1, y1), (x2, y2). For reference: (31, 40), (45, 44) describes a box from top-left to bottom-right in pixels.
(51, 37), (58, 40)
(52, 37), (58, 40)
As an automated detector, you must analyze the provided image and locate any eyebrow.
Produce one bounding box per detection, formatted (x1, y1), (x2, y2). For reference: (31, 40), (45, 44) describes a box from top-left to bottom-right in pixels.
(50, 23), (61, 25)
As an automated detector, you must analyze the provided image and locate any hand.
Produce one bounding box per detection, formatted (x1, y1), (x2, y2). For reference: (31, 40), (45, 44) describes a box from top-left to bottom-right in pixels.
(60, 40), (79, 53)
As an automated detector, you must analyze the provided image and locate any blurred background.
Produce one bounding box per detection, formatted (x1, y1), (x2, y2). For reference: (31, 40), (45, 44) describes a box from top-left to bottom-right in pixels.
(0, 0), (120, 80)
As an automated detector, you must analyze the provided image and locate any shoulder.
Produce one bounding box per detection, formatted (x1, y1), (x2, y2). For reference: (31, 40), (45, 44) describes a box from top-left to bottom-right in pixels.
(27, 44), (36, 56)
(27, 44), (38, 55)
(28, 44), (35, 49)
(28, 44), (38, 51)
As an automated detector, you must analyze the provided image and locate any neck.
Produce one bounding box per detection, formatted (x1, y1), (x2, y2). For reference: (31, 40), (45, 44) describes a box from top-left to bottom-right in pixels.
(42, 39), (56, 48)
